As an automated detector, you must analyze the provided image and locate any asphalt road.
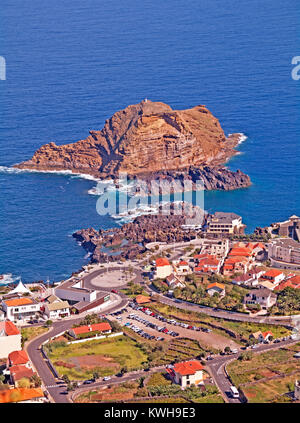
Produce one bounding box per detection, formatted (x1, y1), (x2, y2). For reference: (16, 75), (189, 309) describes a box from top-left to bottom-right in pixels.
(25, 263), (297, 403)
(26, 285), (129, 403)
(205, 338), (300, 403)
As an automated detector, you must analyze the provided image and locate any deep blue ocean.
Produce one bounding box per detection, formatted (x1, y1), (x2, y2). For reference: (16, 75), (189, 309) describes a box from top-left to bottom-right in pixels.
(0, 0), (299, 283)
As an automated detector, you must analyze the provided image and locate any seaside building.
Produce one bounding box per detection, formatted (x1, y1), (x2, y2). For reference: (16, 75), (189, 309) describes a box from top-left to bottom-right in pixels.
(268, 238), (300, 270)
(0, 321), (21, 359)
(42, 295), (70, 319)
(1, 297), (41, 322)
(205, 212), (246, 236)
(54, 279), (110, 314)
(275, 215), (300, 242)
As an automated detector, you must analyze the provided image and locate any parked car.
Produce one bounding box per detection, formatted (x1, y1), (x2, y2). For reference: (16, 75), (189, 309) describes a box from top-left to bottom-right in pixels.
(111, 289), (118, 294)
(83, 379), (94, 385)
(103, 376), (111, 381)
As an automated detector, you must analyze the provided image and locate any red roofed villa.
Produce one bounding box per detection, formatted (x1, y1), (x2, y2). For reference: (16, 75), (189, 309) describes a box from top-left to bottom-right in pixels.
(166, 360), (204, 388)
(69, 322), (112, 338)
(155, 257), (173, 279)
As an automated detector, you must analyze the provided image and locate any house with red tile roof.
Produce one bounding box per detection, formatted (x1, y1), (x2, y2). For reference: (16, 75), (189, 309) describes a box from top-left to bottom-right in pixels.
(206, 282), (225, 297)
(1, 297), (41, 322)
(9, 365), (35, 387)
(275, 275), (300, 291)
(222, 256), (250, 276)
(155, 258), (173, 279)
(174, 260), (191, 275)
(166, 360), (204, 388)
(0, 321), (21, 359)
(7, 350), (30, 368)
(228, 247), (253, 257)
(0, 387), (45, 403)
(194, 257), (221, 274)
(69, 322), (112, 338)
(261, 269), (285, 286)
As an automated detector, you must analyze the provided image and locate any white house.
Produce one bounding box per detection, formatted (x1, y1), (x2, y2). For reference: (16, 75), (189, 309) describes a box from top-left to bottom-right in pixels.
(167, 360), (204, 388)
(260, 269), (285, 286)
(173, 260), (191, 275)
(206, 283), (225, 297)
(1, 298), (41, 322)
(155, 258), (173, 279)
(244, 288), (277, 310)
(0, 321), (22, 359)
(43, 295), (70, 319)
(166, 273), (185, 289)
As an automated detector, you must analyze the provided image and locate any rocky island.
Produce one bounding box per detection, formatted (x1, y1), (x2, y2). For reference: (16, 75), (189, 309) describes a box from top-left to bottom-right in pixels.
(14, 100), (251, 191)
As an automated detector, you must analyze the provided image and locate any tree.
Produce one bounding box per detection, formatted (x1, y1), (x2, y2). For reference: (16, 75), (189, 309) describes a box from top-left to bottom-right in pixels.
(62, 374), (70, 384)
(45, 320), (53, 327)
(224, 346), (231, 354)
(120, 366), (128, 375)
(93, 371), (99, 380)
(30, 374), (42, 388)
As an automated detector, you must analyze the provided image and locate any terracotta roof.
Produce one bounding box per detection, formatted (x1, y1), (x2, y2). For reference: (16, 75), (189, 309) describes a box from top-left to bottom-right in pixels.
(156, 258), (171, 267)
(262, 331), (273, 338)
(4, 320), (20, 336)
(207, 282), (225, 291)
(135, 295), (152, 304)
(178, 261), (189, 266)
(225, 256), (248, 264)
(10, 365), (35, 382)
(275, 276), (300, 291)
(8, 350), (30, 366)
(72, 322), (112, 335)
(194, 254), (216, 260)
(4, 297), (34, 307)
(173, 360), (203, 376)
(263, 269), (284, 278)
(229, 248), (252, 257)
(0, 387), (44, 403)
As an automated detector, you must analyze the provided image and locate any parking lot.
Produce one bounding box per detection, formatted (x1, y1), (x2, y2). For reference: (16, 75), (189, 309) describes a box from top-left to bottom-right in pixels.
(106, 303), (240, 350)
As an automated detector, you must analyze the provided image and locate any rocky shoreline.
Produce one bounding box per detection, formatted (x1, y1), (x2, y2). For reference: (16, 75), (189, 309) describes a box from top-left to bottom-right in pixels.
(73, 203), (205, 263)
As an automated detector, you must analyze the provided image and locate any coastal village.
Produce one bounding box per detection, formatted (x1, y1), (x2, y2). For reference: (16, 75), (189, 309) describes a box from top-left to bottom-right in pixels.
(0, 211), (300, 403)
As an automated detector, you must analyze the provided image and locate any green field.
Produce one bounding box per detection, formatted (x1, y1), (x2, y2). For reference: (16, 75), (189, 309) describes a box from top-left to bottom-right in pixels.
(227, 343), (300, 402)
(46, 335), (148, 380)
(21, 326), (49, 346)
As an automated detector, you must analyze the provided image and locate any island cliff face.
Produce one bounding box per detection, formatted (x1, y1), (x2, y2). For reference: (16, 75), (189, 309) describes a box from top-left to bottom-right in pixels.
(14, 100), (250, 190)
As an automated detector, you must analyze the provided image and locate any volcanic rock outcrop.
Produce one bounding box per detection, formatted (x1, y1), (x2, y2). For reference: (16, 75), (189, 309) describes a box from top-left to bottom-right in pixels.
(73, 204), (203, 263)
(14, 100), (250, 190)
